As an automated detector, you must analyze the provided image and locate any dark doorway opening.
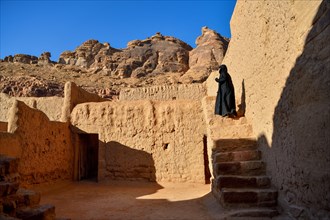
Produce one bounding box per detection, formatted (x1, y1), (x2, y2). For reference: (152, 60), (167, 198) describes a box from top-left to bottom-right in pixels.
(78, 133), (99, 181)
(203, 135), (211, 184)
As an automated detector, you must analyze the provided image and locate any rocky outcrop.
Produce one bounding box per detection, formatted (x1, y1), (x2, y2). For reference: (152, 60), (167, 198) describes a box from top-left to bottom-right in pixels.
(38, 52), (52, 65)
(59, 33), (193, 78)
(180, 27), (229, 83)
(58, 39), (119, 69)
(8, 54), (38, 64)
(0, 76), (63, 97)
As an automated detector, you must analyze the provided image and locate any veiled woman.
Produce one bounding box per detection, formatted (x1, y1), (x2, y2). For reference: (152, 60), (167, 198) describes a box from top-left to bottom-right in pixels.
(214, 64), (237, 117)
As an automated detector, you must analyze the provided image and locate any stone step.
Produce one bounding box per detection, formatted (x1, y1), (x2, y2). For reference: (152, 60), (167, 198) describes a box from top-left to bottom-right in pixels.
(212, 138), (257, 153)
(0, 155), (19, 178)
(15, 189), (41, 208)
(16, 204), (55, 220)
(210, 124), (254, 140)
(0, 181), (19, 196)
(0, 214), (21, 220)
(2, 189), (41, 215)
(215, 161), (266, 176)
(215, 175), (271, 189)
(214, 150), (261, 163)
(228, 207), (279, 218)
(207, 114), (249, 127)
(221, 188), (278, 208)
(1, 173), (21, 183)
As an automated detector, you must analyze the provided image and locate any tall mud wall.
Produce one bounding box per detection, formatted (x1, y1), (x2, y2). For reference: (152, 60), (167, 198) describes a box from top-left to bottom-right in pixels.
(71, 100), (207, 183)
(0, 101), (74, 185)
(207, 0), (329, 218)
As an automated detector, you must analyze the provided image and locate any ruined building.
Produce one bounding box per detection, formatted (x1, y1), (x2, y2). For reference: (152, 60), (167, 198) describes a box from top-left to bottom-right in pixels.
(0, 0), (329, 219)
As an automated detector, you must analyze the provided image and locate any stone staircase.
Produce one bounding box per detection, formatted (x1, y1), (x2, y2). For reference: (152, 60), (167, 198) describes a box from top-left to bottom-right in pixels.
(202, 96), (278, 217)
(0, 154), (56, 220)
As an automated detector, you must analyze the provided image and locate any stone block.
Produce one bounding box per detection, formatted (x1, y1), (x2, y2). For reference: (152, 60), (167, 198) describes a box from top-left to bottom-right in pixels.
(221, 188), (278, 207)
(16, 204), (55, 220)
(214, 150), (261, 163)
(215, 175), (270, 189)
(212, 138), (257, 153)
(15, 189), (41, 208)
(0, 156), (19, 178)
(215, 161), (266, 176)
(0, 182), (19, 196)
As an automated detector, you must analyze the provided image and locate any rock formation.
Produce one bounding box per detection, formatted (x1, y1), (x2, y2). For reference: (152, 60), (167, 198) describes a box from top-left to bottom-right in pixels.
(0, 27), (228, 98)
(5, 54), (39, 64)
(38, 51), (52, 65)
(59, 33), (193, 78)
(180, 26), (229, 83)
(0, 75), (63, 97)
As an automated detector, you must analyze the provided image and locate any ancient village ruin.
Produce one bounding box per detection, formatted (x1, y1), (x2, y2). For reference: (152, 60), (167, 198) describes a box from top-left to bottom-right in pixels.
(1, 0), (329, 219)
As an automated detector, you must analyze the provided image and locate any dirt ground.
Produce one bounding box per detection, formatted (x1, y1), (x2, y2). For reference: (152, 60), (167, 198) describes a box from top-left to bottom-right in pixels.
(32, 180), (287, 220)
(32, 180), (230, 220)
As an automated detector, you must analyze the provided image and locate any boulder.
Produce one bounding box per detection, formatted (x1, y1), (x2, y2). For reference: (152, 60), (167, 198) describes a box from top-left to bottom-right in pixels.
(38, 52), (52, 65)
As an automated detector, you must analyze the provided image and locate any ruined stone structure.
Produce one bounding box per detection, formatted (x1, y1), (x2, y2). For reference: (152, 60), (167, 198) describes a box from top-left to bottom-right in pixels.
(0, 0), (329, 219)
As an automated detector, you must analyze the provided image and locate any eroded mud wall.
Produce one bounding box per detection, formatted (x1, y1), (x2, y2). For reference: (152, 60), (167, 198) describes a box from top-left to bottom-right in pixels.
(206, 0), (329, 217)
(71, 100), (207, 183)
(0, 101), (74, 185)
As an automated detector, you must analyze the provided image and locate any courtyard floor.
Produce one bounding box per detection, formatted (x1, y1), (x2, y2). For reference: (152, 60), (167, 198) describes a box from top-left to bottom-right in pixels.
(32, 180), (283, 220)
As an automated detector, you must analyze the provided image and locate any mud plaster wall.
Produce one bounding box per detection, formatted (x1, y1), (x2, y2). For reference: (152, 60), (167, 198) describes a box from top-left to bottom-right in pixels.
(0, 93), (63, 121)
(0, 101), (74, 185)
(60, 82), (106, 122)
(119, 84), (206, 101)
(207, 0), (329, 218)
(71, 100), (206, 183)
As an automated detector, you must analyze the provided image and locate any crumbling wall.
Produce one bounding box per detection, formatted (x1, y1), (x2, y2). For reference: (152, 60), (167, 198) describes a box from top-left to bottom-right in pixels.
(206, 0), (329, 218)
(119, 84), (206, 101)
(0, 93), (63, 121)
(71, 100), (207, 183)
(0, 101), (74, 185)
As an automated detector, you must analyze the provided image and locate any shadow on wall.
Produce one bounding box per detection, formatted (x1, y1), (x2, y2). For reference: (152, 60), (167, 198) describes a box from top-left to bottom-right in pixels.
(259, 1), (330, 218)
(104, 141), (156, 181)
(237, 79), (246, 117)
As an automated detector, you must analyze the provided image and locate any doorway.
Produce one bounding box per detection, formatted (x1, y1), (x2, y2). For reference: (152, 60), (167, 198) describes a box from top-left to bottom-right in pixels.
(78, 133), (99, 181)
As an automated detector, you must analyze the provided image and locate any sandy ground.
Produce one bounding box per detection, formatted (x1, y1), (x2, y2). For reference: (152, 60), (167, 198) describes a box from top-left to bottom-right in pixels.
(33, 180), (286, 220)
(32, 180), (231, 220)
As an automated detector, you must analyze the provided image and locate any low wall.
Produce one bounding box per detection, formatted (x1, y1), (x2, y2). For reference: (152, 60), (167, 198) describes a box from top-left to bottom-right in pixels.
(119, 84), (206, 101)
(0, 101), (74, 185)
(0, 93), (63, 121)
(71, 100), (207, 183)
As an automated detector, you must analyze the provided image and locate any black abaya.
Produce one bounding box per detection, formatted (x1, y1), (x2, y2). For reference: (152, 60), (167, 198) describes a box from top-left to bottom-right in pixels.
(214, 65), (237, 116)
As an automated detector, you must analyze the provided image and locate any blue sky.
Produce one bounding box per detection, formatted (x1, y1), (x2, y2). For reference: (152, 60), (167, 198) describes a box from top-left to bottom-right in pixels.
(0, 0), (236, 61)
